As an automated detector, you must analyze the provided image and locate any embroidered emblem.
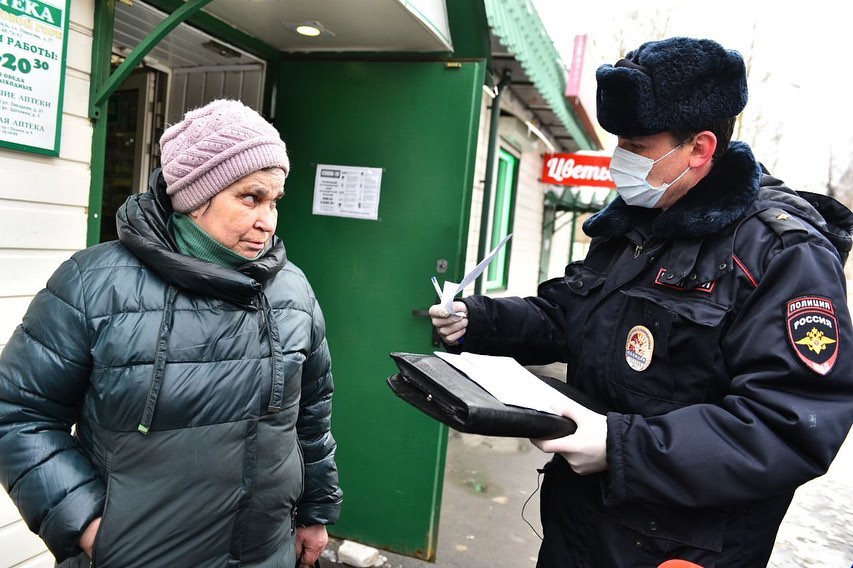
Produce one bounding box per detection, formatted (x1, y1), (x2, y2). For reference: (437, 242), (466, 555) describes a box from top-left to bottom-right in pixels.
(654, 267), (715, 293)
(787, 296), (839, 375)
(625, 325), (654, 372)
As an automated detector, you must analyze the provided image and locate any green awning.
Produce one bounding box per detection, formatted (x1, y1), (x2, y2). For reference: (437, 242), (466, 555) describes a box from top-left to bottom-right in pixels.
(546, 187), (614, 214)
(483, 0), (594, 150)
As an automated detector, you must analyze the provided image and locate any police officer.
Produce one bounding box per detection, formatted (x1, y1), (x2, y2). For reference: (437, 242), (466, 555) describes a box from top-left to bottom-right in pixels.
(430, 37), (853, 567)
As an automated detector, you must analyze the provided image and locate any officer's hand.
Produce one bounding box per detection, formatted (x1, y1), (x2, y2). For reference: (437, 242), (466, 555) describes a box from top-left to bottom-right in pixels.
(429, 302), (468, 345)
(531, 395), (608, 475)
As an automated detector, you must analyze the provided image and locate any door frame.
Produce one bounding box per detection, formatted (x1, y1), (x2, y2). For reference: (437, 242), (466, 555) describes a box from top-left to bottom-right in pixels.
(86, 0), (279, 245)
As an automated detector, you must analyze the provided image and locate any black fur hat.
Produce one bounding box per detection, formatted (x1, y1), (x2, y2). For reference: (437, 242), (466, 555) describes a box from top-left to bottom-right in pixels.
(596, 37), (748, 137)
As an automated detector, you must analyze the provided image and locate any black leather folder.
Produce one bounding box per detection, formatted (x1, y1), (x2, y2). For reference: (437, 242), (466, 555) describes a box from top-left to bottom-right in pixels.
(386, 352), (578, 439)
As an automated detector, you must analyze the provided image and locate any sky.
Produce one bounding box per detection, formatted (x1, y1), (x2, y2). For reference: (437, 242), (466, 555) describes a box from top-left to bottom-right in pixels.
(532, 0), (853, 196)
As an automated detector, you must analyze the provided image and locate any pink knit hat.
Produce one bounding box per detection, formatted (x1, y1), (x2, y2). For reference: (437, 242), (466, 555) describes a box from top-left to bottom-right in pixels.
(160, 99), (290, 213)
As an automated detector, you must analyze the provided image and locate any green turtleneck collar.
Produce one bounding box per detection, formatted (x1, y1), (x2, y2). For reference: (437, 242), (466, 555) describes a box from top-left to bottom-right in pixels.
(172, 212), (262, 269)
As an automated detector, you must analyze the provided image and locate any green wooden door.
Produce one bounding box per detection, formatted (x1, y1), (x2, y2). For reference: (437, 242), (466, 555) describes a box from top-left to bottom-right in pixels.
(275, 59), (484, 559)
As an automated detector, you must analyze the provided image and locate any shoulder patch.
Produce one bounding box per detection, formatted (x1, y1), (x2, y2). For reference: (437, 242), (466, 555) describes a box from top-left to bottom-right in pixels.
(786, 296), (839, 375)
(757, 208), (807, 237)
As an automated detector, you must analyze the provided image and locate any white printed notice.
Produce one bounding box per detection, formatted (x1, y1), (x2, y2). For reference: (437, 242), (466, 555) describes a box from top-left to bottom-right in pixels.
(312, 164), (383, 220)
(0, 0), (69, 156)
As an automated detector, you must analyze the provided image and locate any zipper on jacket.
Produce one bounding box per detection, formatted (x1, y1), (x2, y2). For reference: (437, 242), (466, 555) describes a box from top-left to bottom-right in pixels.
(626, 226), (651, 260)
(292, 439), (306, 534)
(633, 243), (644, 258)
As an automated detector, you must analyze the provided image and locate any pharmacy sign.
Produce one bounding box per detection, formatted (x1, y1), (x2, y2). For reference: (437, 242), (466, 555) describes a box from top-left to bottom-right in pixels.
(0, 0), (70, 155)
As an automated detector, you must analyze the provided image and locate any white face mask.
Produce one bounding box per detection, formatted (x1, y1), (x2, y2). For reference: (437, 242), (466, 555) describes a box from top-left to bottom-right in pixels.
(609, 144), (691, 208)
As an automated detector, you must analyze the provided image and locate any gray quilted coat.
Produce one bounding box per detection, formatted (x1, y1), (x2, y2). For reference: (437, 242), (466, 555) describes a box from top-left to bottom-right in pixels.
(0, 170), (342, 566)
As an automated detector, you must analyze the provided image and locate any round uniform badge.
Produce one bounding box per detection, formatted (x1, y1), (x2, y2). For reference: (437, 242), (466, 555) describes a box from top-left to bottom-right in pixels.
(625, 325), (654, 372)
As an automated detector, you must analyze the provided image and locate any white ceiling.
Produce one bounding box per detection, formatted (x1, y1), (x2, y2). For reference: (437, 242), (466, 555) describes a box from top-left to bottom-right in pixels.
(204, 0), (452, 53)
(113, 0), (453, 71)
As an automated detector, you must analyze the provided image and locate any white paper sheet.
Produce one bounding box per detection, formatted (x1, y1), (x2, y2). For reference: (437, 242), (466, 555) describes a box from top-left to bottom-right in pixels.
(434, 352), (561, 415)
(432, 233), (512, 315)
(312, 164), (382, 220)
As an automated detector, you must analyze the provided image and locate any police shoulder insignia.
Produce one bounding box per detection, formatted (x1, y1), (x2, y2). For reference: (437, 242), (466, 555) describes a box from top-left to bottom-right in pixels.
(786, 296), (839, 375)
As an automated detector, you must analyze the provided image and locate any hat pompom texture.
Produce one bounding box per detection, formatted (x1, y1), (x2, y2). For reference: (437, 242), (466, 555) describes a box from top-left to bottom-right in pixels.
(160, 99), (290, 213)
(596, 37), (748, 137)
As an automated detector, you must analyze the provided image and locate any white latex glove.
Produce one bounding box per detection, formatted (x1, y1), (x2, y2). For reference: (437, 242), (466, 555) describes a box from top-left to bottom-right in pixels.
(531, 394), (609, 475)
(428, 302), (468, 345)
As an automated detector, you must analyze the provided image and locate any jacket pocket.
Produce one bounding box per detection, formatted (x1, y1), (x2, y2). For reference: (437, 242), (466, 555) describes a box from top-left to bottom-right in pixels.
(610, 287), (729, 413)
(90, 476), (111, 568)
(242, 428), (303, 560)
(562, 262), (606, 297)
(556, 263), (608, 366)
(269, 352), (307, 412)
(90, 424), (244, 567)
(593, 500), (727, 567)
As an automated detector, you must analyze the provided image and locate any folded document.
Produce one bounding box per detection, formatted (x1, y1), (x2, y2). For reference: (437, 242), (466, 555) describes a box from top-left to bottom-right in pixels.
(432, 233), (512, 315)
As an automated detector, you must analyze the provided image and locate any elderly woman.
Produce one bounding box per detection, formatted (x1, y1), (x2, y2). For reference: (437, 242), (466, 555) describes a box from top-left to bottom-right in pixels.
(0, 100), (342, 567)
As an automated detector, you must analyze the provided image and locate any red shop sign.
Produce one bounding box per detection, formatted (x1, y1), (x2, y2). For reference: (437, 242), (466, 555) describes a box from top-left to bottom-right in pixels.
(542, 153), (615, 188)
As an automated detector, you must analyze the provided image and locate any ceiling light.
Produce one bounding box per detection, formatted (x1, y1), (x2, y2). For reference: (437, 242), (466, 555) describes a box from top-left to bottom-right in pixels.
(296, 25), (321, 37)
(282, 20), (335, 38)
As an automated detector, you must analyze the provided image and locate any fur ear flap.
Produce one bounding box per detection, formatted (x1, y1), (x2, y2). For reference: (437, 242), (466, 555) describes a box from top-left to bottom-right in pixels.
(596, 37), (748, 137)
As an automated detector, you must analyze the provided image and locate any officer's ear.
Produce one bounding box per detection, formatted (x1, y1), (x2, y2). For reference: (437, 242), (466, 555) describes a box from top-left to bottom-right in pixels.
(687, 131), (716, 169)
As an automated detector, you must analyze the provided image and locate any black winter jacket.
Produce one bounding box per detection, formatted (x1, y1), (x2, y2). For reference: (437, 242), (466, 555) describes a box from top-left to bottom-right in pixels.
(460, 143), (853, 567)
(0, 171), (342, 566)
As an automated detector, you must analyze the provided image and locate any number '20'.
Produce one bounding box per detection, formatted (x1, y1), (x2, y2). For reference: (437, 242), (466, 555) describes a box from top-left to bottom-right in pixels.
(0, 53), (46, 74)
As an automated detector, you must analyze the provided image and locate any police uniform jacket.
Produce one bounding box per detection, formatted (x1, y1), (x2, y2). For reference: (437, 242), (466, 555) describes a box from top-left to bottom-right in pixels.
(459, 142), (853, 567)
(0, 171), (342, 566)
